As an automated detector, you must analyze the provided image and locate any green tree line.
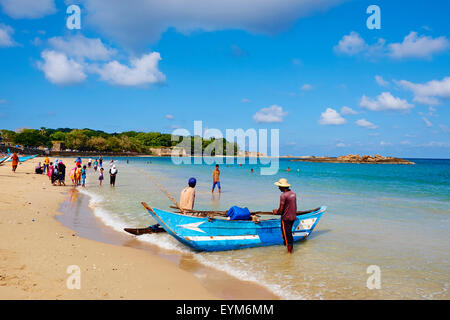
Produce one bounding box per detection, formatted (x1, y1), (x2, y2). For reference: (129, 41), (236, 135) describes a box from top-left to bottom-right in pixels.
(0, 128), (238, 155)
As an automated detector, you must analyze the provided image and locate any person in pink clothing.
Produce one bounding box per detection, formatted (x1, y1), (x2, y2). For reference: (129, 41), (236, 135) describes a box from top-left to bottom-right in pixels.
(47, 162), (53, 181)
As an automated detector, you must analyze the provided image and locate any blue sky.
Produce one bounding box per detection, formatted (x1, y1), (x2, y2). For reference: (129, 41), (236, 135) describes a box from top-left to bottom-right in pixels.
(0, 0), (449, 157)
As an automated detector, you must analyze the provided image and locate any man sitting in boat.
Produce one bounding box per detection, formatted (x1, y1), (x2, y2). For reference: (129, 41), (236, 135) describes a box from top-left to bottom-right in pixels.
(180, 177), (196, 210)
(272, 178), (297, 253)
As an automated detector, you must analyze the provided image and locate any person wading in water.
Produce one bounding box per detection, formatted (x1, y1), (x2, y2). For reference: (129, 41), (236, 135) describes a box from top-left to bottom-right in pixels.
(212, 164), (221, 194)
(272, 178), (297, 253)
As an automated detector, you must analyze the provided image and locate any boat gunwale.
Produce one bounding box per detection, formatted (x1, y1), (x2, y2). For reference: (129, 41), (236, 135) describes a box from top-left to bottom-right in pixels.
(144, 203), (326, 224)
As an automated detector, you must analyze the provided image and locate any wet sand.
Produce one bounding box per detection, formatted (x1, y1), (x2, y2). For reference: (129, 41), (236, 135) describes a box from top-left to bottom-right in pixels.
(0, 156), (276, 299)
(57, 187), (277, 299)
(0, 157), (214, 299)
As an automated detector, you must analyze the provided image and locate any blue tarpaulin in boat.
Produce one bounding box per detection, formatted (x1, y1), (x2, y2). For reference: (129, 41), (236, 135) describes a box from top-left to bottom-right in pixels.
(226, 206), (251, 220)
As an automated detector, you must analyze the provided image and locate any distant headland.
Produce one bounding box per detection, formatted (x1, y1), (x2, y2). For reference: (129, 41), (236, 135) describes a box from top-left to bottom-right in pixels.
(290, 154), (415, 165)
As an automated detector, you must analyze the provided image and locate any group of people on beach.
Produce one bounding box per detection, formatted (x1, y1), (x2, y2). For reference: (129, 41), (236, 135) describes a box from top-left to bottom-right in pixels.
(70, 157), (118, 187)
(35, 157), (67, 186)
(33, 156), (118, 188)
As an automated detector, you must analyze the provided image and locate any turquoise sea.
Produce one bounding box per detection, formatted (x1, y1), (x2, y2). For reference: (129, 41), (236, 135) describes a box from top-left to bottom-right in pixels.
(76, 157), (449, 299)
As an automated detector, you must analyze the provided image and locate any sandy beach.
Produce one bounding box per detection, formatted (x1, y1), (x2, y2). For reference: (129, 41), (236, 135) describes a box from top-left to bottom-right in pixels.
(0, 157), (217, 299)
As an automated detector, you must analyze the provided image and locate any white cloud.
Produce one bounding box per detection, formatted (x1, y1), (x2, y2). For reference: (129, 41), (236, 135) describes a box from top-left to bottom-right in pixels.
(241, 98), (251, 103)
(360, 92), (413, 111)
(335, 31), (449, 60)
(300, 84), (313, 91)
(388, 32), (450, 59)
(48, 35), (116, 61)
(0, 24), (16, 47)
(38, 50), (86, 85)
(336, 142), (347, 147)
(379, 141), (392, 146)
(334, 31), (367, 55)
(31, 37), (42, 46)
(375, 75), (389, 87)
(356, 118), (378, 130)
(319, 108), (346, 125)
(421, 141), (450, 148)
(422, 117), (433, 127)
(340, 106), (357, 115)
(253, 105), (287, 123)
(396, 77), (450, 105)
(428, 106), (436, 115)
(80, 0), (346, 47)
(440, 124), (450, 133)
(0, 0), (56, 19)
(95, 52), (166, 86)
(165, 114), (174, 120)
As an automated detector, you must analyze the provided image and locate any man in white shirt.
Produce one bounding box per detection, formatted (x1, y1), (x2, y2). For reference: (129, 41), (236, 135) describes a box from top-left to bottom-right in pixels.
(180, 178), (196, 210)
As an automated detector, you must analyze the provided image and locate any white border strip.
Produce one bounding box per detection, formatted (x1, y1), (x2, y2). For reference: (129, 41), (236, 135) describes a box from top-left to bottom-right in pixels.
(187, 235), (260, 241)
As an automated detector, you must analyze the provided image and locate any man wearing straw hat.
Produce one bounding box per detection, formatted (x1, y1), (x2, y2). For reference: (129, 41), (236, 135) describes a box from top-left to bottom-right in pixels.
(273, 178), (297, 253)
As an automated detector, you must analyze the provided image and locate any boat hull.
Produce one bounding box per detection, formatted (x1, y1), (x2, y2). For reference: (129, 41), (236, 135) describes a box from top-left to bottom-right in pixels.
(7, 154), (38, 162)
(143, 204), (326, 251)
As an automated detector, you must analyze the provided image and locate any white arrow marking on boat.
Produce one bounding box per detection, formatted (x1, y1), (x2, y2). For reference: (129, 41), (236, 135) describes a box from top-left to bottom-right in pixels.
(177, 221), (206, 233)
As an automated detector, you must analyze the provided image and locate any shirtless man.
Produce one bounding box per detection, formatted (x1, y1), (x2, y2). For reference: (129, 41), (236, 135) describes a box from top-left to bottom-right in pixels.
(180, 178), (196, 210)
(212, 164), (221, 193)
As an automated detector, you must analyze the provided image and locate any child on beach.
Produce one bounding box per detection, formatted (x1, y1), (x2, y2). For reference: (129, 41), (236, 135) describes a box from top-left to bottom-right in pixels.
(99, 167), (104, 186)
(81, 165), (87, 187)
(47, 162), (53, 181)
(93, 159), (98, 172)
(69, 167), (76, 185)
(76, 165), (82, 186)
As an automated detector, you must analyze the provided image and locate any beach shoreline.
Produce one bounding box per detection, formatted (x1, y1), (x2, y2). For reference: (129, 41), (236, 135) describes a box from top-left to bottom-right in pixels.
(0, 157), (217, 299)
(57, 184), (278, 300)
(0, 156), (277, 300)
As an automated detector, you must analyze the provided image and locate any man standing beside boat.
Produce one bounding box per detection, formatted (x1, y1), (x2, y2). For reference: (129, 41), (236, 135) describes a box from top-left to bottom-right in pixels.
(273, 178), (297, 253)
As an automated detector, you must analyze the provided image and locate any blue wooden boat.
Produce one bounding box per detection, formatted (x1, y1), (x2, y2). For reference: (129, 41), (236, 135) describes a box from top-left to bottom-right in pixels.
(7, 154), (38, 162)
(0, 155), (11, 164)
(141, 202), (326, 251)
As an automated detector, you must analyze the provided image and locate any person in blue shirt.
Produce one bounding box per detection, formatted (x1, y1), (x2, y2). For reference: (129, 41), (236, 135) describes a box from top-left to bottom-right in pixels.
(81, 165), (87, 187)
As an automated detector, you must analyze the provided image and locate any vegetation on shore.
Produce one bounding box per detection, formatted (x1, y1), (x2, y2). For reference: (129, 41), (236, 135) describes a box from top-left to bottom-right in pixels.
(0, 128), (238, 155)
(291, 154), (414, 164)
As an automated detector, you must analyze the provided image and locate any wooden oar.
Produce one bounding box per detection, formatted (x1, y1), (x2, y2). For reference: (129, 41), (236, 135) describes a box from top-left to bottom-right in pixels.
(136, 168), (186, 215)
(125, 169), (187, 235)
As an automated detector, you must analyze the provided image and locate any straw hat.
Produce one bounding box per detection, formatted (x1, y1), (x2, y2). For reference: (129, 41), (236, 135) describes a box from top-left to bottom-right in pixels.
(274, 178), (291, 187)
